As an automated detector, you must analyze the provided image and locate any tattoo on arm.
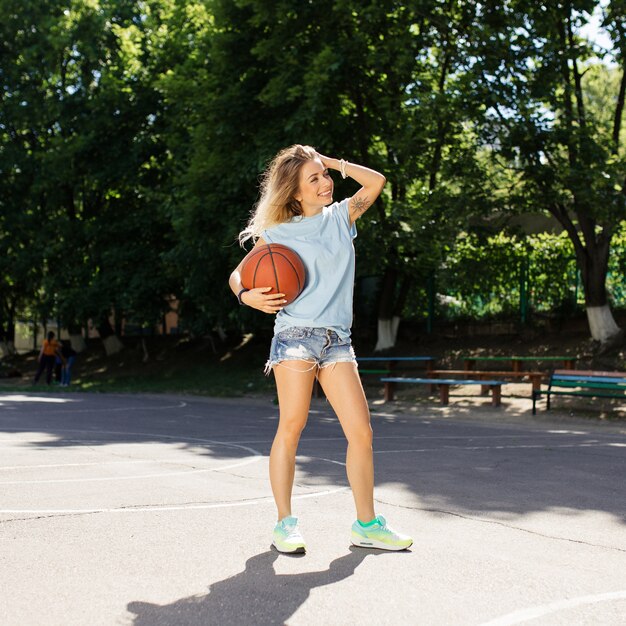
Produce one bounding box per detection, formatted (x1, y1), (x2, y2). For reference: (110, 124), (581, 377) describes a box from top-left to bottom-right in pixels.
(350, 195), (370, 216)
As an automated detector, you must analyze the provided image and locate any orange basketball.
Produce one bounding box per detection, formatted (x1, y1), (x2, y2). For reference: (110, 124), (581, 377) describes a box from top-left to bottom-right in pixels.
(240, 244), (306, 305)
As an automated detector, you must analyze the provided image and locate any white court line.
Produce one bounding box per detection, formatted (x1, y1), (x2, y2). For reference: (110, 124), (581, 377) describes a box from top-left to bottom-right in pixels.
(372, 442), (624, 454)
(0, 444), (262, 485)
(0, 457), (262, 484)
(0, 485), (350, 515)
(0, 427), (244, 444)
(0, 459), (233, 471)
(0, 433), (589, 445)
(0, 453), (345, 485)
(202, 435), (558, 443)
(0, 428), (263, 484)
(0, 433), (574, 444)
(480, 590), (626, 625)
(0, 400), (188, 414)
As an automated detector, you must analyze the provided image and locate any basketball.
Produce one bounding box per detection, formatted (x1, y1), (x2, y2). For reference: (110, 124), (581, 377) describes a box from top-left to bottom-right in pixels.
(240, 244), (306, 305)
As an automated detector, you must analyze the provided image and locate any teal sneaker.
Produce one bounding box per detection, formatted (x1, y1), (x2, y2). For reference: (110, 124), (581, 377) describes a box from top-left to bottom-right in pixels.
(272, 516), (306, 554)
(351, 515), (413, 551)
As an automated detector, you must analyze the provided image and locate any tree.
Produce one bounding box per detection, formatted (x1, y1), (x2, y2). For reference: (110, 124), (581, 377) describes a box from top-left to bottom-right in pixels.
(475, 0), (626, 347)
(0, 0), (177, 354)
(167, 0), (496, 350)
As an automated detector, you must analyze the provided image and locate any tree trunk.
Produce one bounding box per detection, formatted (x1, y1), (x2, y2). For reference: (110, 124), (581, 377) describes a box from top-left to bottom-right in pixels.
(375, 317), (401, 352)
(374, 270), (411, 352)
(102, 334), (124, 355)
(375, 268), (399, 351)
(586, 306), (622, 345)
(141, 337), (149, 363)
(5, 303), (16, 354)
(576, 235), (622, 345)
(97, 318), (124, 355)
(0, 305), (16, 356)
(69, 333), (87, 353)
(67, 322), (86, 353)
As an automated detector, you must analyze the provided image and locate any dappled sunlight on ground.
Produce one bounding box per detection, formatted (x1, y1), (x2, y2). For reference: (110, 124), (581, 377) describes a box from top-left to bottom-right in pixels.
(0, 394), (77, 404)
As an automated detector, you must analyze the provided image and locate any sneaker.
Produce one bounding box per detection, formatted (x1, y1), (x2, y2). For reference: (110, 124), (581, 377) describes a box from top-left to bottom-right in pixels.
(272, 516), (306, 554)
(351, 515), (413, 551)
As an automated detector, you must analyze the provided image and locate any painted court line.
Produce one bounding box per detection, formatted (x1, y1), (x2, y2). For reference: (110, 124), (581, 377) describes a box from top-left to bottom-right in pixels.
(0, 486), (350, 515)
(0, 428), (263, 484)
(372, 442), (624, 454)
(0, 455), (263, 485)
(480, 590), (626, 625)
(0, 400), (188, 414)
(0, 459), (240, 471)
(0, 453), (344, 486)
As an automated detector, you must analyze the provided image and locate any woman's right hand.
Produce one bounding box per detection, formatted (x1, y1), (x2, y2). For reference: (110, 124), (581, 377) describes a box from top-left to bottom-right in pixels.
(241, 287), (287, 314)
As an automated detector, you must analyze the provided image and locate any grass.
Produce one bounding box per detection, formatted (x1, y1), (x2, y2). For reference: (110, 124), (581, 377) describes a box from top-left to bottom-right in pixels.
(0, 334), (277, 397)
(2, 322), (625, 422)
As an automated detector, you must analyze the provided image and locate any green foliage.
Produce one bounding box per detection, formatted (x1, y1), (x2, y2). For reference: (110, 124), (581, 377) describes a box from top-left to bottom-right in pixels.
(2, 0), (625, 346)
(472, 1), (626, 316)
(417, 224), (626, 322)
(0, 0), (176, 334)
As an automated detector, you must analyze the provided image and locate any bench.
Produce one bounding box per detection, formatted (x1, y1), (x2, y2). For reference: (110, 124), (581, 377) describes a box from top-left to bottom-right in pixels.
(381, 377), (504, 406)
(532, 369), (626, 414)
(462, 355), (576, 373)
(358, 356), (435, 374)
(429, 370), (544, 393)
(313, 355), (436, 397)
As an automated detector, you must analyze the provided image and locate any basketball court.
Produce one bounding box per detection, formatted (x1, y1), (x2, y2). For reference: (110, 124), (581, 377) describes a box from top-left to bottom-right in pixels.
(1, 391), (625, 625)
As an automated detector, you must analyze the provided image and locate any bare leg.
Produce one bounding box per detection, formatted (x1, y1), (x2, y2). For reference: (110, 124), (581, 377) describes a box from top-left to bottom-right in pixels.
(317, 363), (375, 522)
(269, 361), (317, 520)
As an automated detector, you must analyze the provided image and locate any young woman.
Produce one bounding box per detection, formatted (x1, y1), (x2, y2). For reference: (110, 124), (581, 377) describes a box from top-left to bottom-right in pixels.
(229, 145), (412, 553)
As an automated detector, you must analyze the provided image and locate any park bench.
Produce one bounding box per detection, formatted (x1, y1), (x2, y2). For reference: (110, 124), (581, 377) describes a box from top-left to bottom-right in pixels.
(313, 355), (435, 397)
(357, 356), (435, 376)
(532, 369), (626, 415)
(462, 355), (576, 373)
(381, 377), (503, 406)
(429, 370), (544, 394)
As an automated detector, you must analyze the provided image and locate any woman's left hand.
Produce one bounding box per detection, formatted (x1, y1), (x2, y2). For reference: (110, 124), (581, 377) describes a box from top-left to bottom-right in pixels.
(317, 153), (337, 170)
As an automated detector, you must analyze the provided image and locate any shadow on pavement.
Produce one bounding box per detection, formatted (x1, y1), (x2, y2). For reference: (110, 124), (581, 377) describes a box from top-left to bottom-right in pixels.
(1, 392), (625, 526)
(127, 546), (392, 625)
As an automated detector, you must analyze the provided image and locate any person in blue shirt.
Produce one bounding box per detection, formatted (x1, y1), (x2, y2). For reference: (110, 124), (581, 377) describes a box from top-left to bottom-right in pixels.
(229, 145), (412, 554)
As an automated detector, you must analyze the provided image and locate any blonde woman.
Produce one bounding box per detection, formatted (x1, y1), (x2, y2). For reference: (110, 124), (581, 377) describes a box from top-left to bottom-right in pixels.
(229, 145), (412, 553)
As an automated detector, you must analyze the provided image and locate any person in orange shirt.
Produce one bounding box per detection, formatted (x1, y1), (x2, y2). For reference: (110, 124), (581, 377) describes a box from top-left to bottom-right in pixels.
(33, 331), (64, 385)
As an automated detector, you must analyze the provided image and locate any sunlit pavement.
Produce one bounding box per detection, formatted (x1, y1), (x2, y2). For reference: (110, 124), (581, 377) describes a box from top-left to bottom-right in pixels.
(1, 392), (625, 625)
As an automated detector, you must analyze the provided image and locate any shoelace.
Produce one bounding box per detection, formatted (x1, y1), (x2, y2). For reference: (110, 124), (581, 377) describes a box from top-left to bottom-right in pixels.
(376, 520), (400, 539)
(279, 522), (300, 537)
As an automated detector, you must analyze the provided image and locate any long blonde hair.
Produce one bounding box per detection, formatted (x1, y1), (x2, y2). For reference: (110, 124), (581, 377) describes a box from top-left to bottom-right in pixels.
(239, 144), (318, 245)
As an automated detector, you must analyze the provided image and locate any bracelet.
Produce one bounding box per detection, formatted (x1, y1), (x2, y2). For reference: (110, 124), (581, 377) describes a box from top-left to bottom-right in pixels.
(339, 158), (348, 179)
(237, 288), (249, 306)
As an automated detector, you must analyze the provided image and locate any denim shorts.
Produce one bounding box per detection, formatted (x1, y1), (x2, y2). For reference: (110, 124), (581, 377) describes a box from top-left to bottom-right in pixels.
(265, 327), (357, 374)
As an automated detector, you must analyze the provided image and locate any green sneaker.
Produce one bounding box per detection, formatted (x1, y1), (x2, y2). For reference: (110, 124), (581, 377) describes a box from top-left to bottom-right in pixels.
(351, 515), (413, 551)
(272, 516), (306, 554)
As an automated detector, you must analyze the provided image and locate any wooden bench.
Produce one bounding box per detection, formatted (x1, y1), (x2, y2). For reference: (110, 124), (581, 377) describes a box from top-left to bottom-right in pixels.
(462, 355), (576, 373)
(532, 369), (626, 414)
(381, 377), (504, 406)
(314, 356), (435, 397)
(429, 370), (544, 394)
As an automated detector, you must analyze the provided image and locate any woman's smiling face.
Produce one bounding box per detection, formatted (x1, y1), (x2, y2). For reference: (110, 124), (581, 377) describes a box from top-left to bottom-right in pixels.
(295, 157), (334, 215)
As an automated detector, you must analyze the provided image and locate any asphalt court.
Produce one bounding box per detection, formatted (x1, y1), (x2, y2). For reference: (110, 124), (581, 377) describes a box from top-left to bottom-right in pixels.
(1, 391), (625, 625)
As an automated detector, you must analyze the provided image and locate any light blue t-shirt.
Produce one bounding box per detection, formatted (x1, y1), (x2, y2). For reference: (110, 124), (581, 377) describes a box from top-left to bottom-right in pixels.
(262, 198), (357, 339)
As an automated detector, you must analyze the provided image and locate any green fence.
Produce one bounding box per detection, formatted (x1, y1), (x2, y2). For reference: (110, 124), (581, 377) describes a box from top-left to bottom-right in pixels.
(398, 228), (626, 326)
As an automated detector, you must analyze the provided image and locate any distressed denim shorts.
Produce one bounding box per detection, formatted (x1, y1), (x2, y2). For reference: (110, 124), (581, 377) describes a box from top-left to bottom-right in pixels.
(265, 327), (357, 375)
